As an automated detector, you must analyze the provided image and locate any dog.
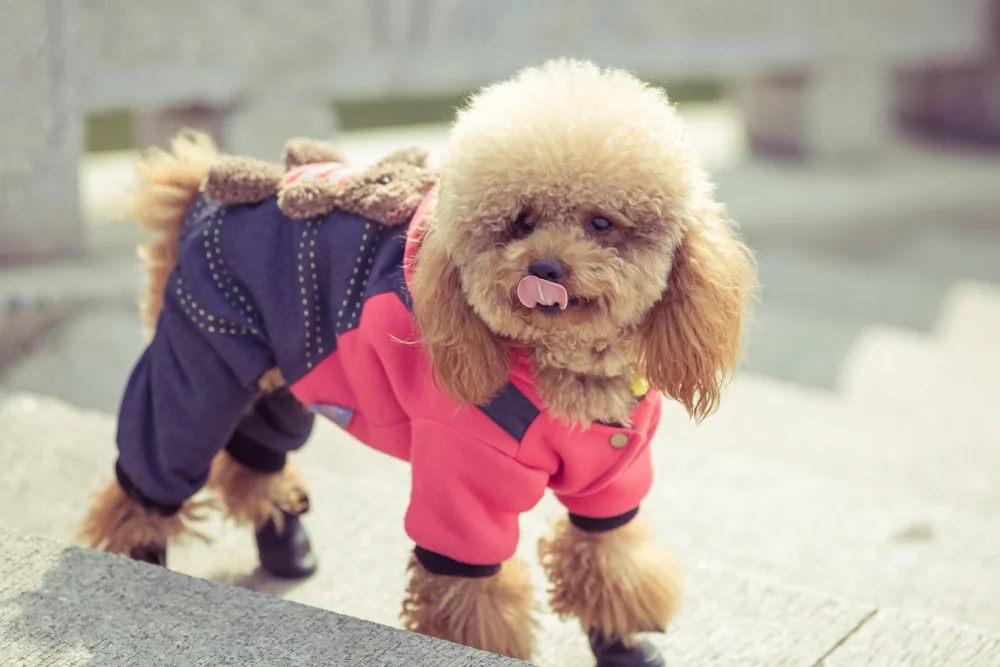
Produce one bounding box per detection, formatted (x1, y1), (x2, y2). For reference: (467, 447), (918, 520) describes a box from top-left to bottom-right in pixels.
(80, 59), (755, 666)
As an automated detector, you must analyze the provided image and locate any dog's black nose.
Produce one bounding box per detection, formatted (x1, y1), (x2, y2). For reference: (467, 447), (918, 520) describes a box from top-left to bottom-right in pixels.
(528, 259), (565, 282)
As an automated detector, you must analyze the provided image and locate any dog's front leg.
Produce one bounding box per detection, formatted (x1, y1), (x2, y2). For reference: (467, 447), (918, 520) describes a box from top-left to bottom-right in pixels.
(539, 510), (682, 667)
(401, 551), (537, 660)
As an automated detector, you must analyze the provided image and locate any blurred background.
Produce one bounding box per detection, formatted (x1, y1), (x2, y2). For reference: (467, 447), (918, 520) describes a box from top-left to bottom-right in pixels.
(2, 1), (1000, 665)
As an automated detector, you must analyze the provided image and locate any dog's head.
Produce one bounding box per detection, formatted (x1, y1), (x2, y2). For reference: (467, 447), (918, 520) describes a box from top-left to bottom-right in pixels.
(412, 59), (755, 420)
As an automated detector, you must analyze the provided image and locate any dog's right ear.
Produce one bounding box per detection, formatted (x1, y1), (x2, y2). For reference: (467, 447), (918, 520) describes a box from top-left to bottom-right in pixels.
(410, 229), (510, 406)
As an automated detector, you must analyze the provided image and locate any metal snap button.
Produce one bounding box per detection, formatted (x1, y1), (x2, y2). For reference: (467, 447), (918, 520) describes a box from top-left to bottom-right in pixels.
(609, 433), (629, 449)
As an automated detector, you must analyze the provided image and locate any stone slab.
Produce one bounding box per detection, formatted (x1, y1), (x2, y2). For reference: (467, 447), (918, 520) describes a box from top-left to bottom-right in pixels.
(75, 461), (878, 667)
(64, 0), (991, 112)
(647, 438), (1000, 633)
(821, 611), (1000, 667)
(6, 390), (1000, 639)
(0, 0), (85, 261)
(937, 280), (1000, 351)
(0, 527), (525, 666)
(0, 253), (142, 375)
(0, 306), (145, 413)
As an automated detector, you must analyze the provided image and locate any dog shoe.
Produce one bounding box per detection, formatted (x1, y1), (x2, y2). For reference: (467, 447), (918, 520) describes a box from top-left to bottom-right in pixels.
(590, 631), (666, 667)
(256, 508), (318, 579)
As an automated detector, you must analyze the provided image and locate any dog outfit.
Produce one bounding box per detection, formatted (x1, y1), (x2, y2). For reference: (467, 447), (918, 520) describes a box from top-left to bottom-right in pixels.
(115, 165), (663, 572)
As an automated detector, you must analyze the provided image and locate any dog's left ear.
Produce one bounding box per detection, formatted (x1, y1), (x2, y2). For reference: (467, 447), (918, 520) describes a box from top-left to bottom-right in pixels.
(410, 229), (510, 406)
(639, 198), (755, 421)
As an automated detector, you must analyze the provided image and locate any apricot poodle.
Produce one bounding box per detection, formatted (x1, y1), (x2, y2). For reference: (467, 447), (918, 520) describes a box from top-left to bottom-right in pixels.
(80, 59), (755, 666)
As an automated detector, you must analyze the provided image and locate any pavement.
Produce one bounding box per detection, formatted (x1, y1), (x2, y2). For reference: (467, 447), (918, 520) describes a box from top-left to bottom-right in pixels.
(2, 104), (1000, 665)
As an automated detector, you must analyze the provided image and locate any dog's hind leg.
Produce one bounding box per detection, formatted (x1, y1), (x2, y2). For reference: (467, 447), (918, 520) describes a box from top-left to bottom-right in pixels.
(207, 386), (318, 579)
(538, 511), (682, 667)
(79, 477), (215, 566)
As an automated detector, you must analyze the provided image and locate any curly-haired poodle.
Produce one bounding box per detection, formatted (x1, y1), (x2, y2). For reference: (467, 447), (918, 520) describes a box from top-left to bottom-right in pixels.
(80, 59), (755, 666)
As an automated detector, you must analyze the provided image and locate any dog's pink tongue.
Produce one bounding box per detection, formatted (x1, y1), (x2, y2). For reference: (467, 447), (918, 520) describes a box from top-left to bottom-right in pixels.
(517, 275), (569, 310)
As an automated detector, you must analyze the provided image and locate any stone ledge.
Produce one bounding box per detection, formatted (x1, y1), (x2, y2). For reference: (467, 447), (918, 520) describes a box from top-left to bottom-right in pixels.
(0, 253), (141, 374)
(0, 526), (525, 667)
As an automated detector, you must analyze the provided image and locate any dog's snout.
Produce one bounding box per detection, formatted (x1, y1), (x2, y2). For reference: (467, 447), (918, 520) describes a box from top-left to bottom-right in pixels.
(528, 259), (565, 282)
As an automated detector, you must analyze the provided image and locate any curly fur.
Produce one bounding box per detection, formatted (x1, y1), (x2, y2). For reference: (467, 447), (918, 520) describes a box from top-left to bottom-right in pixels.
(401, 556), (537, 660)
(206, 451), (309, 530)
(78, 479), (214, 556)
(410, 220), (511, 406)
(412, 58), (755, 423)
(538, 515), (683, 639)
(640, 205), (755, 420)
(131, 129), (218, 334)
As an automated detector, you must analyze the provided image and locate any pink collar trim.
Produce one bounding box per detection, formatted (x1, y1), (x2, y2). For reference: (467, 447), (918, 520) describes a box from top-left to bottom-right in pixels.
(403, 183), (439, 297)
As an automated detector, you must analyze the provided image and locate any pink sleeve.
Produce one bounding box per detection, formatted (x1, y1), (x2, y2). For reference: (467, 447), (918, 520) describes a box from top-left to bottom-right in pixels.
(555, 442), (654, 519)
(405, 420), (549, 565)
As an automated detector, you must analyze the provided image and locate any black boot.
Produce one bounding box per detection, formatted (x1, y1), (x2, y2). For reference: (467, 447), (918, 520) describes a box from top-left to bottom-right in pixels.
(256, 508), (318, 579)
(590, 631), (666, 667)
(129, 544), (167, 567)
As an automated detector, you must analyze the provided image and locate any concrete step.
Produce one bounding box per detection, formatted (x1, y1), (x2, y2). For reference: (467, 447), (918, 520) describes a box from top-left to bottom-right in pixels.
(0, 526), (524, 667)
(647, 436), (1000, 633)
(818, 611), (1000, 667)
(0, 394), (877, 666)
(0, 251), (143, 375)
(658, 359), (1000, 519)
(162, 463), (879, 667)
(4, 527), (999, 667)
(740, 248), (1000, 391)
(0, 305), (145, 413)
(838, 324), (1000, 468)
(937, 280), (1000, 352)
(5, 392), (1000, 646)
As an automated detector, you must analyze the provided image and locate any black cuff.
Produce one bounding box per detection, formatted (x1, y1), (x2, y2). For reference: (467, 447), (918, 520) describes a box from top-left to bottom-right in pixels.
(569, 506), (640, 533)
(413, 546), (501, 578)
(225, 432), (287, 473)
(115, 462), (182, 516)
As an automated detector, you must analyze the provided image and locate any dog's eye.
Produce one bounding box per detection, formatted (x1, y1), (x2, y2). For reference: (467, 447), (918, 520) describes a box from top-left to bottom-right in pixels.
(513, 213), (536, 237)
(377, 175), (392, 185)
(587, 216), (614, 234)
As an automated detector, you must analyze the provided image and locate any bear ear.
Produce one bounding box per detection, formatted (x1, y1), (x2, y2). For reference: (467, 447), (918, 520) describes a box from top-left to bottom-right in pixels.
(277, 179), (342, 219)
(375, 146), (428, 169)
(335, 163), (438, 226)
(283, 138), (347, 170)
(204, 156), (284, 205)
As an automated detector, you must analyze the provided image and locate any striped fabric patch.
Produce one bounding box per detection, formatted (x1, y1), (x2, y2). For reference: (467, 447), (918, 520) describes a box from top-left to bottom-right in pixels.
(283, 162), (367, 186)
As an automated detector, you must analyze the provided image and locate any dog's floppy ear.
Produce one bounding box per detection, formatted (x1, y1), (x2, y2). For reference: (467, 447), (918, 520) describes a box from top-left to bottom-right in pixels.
(411, 229), (510, 406)
(639, 199), (755, 421)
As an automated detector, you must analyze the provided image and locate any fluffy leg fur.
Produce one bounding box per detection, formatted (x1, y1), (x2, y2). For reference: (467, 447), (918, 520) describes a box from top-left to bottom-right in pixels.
(131, 129), (218, 335)
(538, 515), (682, 639)
(401, 556), (537, 660)
(206, 451), (310, 530)
(78, 479), (213, 556)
